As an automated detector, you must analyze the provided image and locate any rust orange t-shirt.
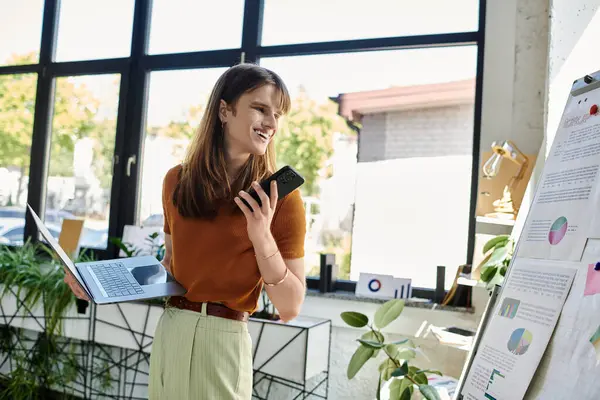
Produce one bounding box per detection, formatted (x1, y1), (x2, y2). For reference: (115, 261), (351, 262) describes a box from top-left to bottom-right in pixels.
(162, 164), (306, 313)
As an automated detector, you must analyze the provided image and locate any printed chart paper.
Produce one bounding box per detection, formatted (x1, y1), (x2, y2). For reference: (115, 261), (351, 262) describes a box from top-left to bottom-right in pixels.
(518, 95), (600, 261)
(461, 259), (576, 400)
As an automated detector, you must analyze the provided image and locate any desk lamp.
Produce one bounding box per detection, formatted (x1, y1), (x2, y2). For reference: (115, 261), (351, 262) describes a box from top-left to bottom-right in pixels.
(482, 140), (529, 219)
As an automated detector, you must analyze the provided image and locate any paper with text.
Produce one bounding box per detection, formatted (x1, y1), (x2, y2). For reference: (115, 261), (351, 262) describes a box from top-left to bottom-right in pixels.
(518, 93), (600, 261)
(461, 259), (576, 400)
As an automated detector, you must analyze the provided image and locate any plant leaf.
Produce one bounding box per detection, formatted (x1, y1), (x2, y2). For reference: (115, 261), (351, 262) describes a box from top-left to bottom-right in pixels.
(347, 345), (374, 379)
(385, 343), (399, 359)
(400, 385), (413, 400)
(389, 339), (409, 345)
(480, 266), (498, 283)
(413, 372), (428, 385)
(484, 245), (510, 267)
(379, 358), (396, 381)
(362, 330), (384, 358)
(483, 235), (509, 253)
(389, 378), (403, 399)
(419, 385), (442, 400)
(357, 339), (385, 349)
(415, 369), (443, 376)
(391, 361), (409, 377)
(341, 311), (369, 328)
(396, 348), (416, 360)
(374, 299), (405, 329)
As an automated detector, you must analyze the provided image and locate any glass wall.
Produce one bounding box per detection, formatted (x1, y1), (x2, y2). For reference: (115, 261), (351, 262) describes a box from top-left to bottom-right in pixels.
(55, 0), (135, 62)
(0, 73), (37, 245)
(138, 68), (227, 226)
(0, 0), (45, 66)
(45, 74), (120, 249)
(148, 0), (244, 54)
(0, 0), (484, 294)
(261, 0), (479, 45)
(261, 46), (477, 287)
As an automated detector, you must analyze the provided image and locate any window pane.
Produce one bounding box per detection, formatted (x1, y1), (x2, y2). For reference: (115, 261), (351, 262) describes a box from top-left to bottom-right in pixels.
(0, 0), (44, 65)
(48, 74), (120, 249)
(138, 68), (227, 226)
(261, 46), (477, 288)
(56, 0), (134, 62)
(262, 0), (479, 46)
(148, 0), (244, 55)
(0, 73), (37, 245)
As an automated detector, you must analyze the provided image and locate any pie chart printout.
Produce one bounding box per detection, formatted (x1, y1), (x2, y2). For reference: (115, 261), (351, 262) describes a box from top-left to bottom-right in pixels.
(548, 216), (568, 245)
(507, 328), (533, 355)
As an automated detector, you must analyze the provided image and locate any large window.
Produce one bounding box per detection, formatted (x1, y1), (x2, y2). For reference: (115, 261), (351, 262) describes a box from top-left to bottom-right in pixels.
(0, 0), (45, 66)
(47, 74), (120, 249)
(148, 0), (244, 55)
(1, 0), (484, 296)
(0, 73), (37, 245)
(261, 0), (479, 45)
(138, 68), (227, 226)
(55, 0), (135, 62)
(262, 46), (477, 287)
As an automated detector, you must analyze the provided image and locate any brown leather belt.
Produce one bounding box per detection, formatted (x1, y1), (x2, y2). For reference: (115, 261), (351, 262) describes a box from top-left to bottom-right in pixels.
(166, 296), (249, 322)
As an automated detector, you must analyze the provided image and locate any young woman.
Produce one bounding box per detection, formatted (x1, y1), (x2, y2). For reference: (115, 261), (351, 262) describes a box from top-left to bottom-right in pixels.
(64, 63), (307, 399)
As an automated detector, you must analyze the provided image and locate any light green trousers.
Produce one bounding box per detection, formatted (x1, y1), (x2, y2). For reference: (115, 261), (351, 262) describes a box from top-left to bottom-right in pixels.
(148, 304), (253, 400)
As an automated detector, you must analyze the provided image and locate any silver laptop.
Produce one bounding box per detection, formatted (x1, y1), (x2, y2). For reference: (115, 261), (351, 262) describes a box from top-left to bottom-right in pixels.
(27, 204), (186, 304)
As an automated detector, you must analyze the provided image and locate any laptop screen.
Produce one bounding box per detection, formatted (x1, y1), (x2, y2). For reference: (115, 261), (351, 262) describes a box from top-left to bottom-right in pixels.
(26, 204), (91, 297)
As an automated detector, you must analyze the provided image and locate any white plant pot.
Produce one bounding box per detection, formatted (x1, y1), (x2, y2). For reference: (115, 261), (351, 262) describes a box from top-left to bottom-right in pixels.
(248, 315), (331, 385)
(0, 284), (90, 340)
(93, 301), (163, 353)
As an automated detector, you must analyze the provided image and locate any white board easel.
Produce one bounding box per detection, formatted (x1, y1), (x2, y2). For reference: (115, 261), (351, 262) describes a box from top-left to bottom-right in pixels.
(456, 70), (600, 400)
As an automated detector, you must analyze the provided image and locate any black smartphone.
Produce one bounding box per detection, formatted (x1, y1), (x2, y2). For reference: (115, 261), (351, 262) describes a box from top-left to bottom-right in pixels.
(241, 165), (305, 209)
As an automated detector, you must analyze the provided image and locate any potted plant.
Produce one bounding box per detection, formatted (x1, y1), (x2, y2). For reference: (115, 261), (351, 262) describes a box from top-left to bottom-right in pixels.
(476, 235), (514, 289)
(341, 299), (443, 400)
(0, 240), (98, 399)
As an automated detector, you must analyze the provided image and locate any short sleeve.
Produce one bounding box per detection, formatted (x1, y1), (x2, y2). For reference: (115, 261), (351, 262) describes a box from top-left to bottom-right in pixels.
(162, 171), (173, 235)
(271, 189), (307, 259)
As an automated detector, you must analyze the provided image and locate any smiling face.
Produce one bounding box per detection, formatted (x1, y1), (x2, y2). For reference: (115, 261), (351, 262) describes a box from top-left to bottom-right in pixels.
(220, 84), (283, 161)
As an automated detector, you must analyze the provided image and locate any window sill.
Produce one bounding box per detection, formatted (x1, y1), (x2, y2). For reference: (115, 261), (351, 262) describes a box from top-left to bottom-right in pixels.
(305, 289), (475, 314)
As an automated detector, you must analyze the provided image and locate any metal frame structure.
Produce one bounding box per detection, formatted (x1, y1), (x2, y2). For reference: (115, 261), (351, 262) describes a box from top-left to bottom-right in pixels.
(1, 0), (486, 300)
(251, 318), (332, 400)
(0, 292), (332, 399)
(0, 292), (160, 399)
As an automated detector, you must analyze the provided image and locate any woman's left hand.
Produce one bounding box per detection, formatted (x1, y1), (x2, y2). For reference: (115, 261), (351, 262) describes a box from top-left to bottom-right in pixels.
(235, 180), (278, 246)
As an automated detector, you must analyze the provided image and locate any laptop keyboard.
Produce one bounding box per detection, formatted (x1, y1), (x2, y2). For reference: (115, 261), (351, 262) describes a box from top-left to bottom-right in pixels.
(90, 262), (144, 298)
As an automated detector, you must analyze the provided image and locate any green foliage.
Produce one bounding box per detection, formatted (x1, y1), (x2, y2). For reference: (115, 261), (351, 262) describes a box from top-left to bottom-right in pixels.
(0, 240), (102, 399)
(478, 235), (514, 289)
(340, 311), (369, 328)
(108, 231), (165, 260)
(341, 299), (443, 400)
(374, 299), (405, 329)
(275, 90), (354, 196)
(0, 53), (116, 193)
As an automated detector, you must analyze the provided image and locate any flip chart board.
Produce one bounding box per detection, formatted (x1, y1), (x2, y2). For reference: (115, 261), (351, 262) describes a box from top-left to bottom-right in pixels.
(456, 70), (600, 400)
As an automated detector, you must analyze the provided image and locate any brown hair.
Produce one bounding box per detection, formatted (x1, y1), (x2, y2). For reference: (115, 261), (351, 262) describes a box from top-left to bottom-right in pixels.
(173, 63), (291, 218)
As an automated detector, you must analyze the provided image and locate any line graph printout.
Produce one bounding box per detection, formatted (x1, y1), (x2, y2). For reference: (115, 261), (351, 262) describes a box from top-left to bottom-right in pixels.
(461, 259), (576, 400)
(518, 94), (600, 261)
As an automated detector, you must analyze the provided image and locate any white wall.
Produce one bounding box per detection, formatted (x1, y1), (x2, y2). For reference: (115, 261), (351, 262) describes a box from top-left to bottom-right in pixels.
(546, 1), (600, 152)
(479, 0), (550, 213)
(512, 1), (600, 241)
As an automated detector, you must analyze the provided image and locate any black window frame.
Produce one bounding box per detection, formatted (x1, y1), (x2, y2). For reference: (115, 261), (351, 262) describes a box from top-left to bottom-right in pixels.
(0, 0), (486, 302)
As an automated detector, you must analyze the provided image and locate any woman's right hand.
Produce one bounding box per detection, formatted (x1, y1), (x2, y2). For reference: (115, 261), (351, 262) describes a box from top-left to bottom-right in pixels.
(63, 267), (90, 301)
